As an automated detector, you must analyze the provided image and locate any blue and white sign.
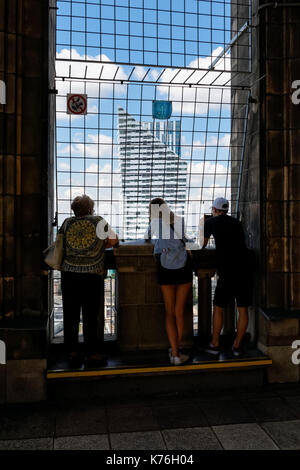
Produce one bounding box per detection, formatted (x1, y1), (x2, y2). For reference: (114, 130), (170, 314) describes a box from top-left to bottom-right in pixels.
(152, 100), (172, 120)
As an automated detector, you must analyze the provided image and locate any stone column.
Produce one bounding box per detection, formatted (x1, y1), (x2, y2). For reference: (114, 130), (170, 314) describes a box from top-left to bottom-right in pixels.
(256, 2), (300, 383)
(234, 1), (300, 382)
(0, 0), (53, 402)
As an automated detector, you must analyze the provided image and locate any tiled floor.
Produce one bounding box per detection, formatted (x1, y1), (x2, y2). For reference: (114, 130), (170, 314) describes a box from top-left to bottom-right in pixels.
(1, 383), (300, 450)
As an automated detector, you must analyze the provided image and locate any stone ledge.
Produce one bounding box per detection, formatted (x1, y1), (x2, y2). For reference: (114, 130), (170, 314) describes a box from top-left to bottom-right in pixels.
(0, 317), (48, 360)
(0, 317), (47, 330)
(259, 307), (300, 321)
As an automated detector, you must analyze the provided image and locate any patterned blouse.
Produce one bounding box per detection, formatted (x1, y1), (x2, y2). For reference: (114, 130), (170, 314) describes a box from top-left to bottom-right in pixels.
(58, 215), (109, 275)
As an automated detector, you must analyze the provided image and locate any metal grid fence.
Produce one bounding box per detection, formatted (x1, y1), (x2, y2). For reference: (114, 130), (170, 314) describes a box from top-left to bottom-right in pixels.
(53, 0), (252, 339)
(56, 0), (251, 72)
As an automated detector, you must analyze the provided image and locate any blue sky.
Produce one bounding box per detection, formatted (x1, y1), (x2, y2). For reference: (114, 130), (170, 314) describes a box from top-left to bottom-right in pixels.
(56, 0), (232, 63)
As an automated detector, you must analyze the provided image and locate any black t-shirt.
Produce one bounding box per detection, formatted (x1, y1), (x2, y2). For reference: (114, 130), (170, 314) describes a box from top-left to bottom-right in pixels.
(204, 214), (248, 271)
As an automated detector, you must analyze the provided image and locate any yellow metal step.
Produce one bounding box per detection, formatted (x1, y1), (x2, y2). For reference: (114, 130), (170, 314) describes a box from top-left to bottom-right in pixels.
(47, 356), (272, 380)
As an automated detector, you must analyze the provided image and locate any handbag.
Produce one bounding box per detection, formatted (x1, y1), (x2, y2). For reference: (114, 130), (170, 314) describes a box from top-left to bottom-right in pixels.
(43, 233), (64, 270)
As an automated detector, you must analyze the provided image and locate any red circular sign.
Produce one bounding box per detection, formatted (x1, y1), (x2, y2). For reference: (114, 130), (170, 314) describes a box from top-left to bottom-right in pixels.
(67, 94), (87, 115)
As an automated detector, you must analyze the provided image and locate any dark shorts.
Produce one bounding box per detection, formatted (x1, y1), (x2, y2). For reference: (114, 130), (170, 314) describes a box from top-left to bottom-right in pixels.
(156, 254), (193, 286)
(213, 270), (253, 308)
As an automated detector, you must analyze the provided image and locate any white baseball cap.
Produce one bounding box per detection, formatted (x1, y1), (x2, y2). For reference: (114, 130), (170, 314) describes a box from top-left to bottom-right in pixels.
(212, 197), (229, 211)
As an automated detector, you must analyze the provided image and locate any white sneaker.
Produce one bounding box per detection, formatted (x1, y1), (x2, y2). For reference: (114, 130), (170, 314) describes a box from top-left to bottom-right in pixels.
(168, 347), (183, 358)
(170, 353), (189, 365)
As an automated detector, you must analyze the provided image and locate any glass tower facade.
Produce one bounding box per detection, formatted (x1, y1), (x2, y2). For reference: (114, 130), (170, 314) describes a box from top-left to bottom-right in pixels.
(117, 106), (187, 240)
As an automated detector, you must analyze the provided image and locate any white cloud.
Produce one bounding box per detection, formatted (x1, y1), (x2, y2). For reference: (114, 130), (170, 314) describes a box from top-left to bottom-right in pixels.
(54, 47), (233, 236)
(57, 133), (118, 159)
(58, 162), (70, 170)
(192, 133), (231, 148)
(157, 47), (231, 115)
(56, 49), (128, 121)
(133, 66), (148, 80)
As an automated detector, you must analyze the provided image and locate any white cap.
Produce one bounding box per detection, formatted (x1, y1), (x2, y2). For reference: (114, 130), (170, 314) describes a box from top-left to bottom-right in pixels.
(212, 197), (229, 211)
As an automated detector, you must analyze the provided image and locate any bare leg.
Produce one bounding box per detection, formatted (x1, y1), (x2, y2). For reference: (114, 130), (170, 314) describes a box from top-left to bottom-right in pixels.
(233, 306), (249, 348)
(211, 305), (224, 347)
(174, 282), (192, 348)
(160, 285), (178, 356)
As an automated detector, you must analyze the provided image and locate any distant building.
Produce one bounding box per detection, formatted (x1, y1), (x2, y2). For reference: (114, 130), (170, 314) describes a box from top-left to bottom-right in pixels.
(117, 106), (187, 240)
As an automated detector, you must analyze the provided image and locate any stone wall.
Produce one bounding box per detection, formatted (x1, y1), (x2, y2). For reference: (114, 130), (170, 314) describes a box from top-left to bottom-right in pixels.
(257, 1), (300, 382)
(0, 0), (53, 402)
(0, 0), (51, 319)
(236, 1), (300, 382)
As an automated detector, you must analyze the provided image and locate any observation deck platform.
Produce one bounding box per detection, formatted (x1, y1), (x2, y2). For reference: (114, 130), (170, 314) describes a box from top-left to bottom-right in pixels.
(46, 346), (272, 402)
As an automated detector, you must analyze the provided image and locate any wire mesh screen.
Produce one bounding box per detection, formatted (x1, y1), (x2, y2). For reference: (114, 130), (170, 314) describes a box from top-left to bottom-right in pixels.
(55, 0), (252, 241)
(53, 0), (252, 338)
(56, 79), (249, 239)
(56, 0), (251, 72)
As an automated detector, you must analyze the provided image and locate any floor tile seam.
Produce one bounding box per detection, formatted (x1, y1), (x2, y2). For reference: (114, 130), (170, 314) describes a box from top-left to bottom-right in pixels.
(251, 415), (299, 425)
(108, 428), (168, 450)
(54, 431), (110, 439)
(108, 425), (219, 436)
(158, 428), (168, 450)
(0, 433), (56, 441)
(212, 422), (281, 450)
(0, 435), (55, 450)
(161, 425), (226, 450)
(260, 418), (300, 426)
(3, 418), (291, 442)
(208, 425), (225, 450)
(258, 423), (283, 450)
(2, 421), (293, 451)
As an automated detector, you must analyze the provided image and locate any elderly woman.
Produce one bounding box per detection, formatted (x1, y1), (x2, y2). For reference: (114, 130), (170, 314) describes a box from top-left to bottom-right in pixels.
(58, 194), (118, 367)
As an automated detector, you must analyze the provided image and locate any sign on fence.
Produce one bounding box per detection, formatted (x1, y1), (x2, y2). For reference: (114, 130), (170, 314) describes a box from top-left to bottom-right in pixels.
(152, 100), (172, 120)
(67, 93), (88, 115)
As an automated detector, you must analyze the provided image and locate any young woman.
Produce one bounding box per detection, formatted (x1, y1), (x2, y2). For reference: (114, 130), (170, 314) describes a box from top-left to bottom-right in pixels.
(147, 198), (193, 365)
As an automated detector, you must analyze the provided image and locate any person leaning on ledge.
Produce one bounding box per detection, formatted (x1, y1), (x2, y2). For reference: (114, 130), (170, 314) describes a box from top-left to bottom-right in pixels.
(146, 197), (193, 366)
(202, 197), (254, 357)
(58, 194), (119, 368)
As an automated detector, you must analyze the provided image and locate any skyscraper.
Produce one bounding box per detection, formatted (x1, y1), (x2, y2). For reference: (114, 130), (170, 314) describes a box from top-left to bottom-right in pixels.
(117, 106), (187, 240)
